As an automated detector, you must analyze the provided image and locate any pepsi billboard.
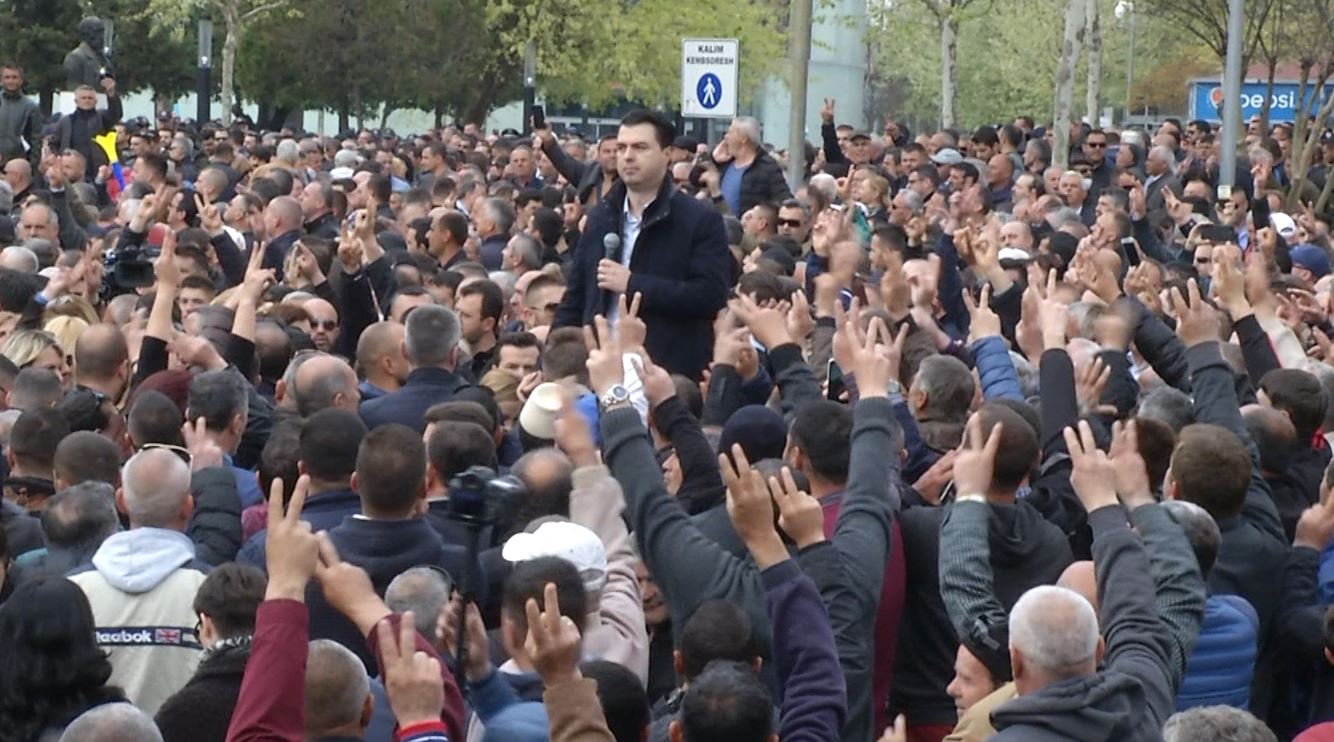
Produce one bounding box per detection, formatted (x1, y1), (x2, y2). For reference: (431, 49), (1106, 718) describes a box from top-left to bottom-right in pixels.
(1190, 79), (1334, 123)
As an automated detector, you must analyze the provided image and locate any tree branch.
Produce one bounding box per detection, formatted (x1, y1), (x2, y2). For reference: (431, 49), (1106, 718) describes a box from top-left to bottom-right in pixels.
(240, 0), (287, 24)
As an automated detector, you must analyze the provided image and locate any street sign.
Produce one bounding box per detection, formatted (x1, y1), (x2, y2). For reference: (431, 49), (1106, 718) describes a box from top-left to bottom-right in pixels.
(682, 38), (738, 119)
(1189, 78), (1334, 123)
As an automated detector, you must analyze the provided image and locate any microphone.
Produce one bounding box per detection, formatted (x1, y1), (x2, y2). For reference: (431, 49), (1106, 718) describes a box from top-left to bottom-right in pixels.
(603, 232), (621, 262)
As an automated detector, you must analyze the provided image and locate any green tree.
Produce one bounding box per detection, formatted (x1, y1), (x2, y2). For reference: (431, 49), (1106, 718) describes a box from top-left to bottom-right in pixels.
(87, 0), (198, 109)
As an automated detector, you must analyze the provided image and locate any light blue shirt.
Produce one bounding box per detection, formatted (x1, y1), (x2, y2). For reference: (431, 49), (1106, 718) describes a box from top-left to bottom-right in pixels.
(609, 199), (644, 323)
(721, 161), (747, 214)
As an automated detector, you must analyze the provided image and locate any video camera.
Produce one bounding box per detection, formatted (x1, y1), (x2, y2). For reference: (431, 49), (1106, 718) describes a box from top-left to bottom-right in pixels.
(445, 465), (525, 525)
(102, 243), (158, 298)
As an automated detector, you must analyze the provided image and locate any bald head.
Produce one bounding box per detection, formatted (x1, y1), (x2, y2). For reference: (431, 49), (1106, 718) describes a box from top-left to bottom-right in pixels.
(1056, 561), (1098, 613)
(120, 448), (193, 529)
(511, 448), (574, 522)
(1009, 585), (1100, 692)
(74, 323), (129, 385)
(59, 703), (163, 742)
(356, 321), (405, 372)
(0, 245), (38, 272)
(294, 354), (359, 417)
(305, 640), (371, 738)
(267, 196), (303, 233)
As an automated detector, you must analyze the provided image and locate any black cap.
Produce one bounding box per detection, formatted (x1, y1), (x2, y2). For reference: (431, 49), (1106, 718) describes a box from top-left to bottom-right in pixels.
(672, 135), (699, 151)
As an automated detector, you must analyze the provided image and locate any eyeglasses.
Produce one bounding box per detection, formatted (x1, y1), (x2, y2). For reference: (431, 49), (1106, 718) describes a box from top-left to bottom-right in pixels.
(311, 319), (339, 330)
(1193, 255), (1212, 265)
(1086, 141), (1107, 149)
(777, 218), (804, 228)
(140, 442), (192, 464)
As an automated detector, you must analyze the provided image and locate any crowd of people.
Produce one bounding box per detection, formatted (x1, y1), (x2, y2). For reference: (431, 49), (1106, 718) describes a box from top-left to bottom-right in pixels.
(5, 54), (1334, 741)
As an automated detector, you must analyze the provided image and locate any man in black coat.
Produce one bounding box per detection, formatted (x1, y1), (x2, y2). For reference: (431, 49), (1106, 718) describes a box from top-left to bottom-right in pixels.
(554, 109), (733, 380)
(712, 116), (792, 216)
(360, 304), (470, 433)
(57, 78), (121, 181)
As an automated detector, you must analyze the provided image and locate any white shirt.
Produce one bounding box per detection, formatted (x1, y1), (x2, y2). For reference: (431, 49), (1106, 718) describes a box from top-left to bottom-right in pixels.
(608, 198), (645, 324)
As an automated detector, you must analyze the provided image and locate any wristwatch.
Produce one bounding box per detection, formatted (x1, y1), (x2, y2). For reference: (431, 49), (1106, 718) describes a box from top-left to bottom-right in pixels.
(600, 384), (631, 409)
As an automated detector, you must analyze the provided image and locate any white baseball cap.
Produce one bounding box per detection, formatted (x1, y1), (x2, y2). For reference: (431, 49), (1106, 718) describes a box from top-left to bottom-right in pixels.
(502, 520), (608, 596)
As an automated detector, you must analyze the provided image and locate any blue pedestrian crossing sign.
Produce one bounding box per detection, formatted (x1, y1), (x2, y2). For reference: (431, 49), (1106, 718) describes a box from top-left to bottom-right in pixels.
(682, 38), (738, 118)
(697, 73), (722, 110)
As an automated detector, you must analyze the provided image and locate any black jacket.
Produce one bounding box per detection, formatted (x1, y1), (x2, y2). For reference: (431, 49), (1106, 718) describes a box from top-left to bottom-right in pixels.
(891, 498), (1072, 725)
(359, 366), (470, 434)
(155, 640), (249, 742)
(990, 507), (1188, 741)
(187, 467), (243, 566)
(306, 516), (468, 669)
(57, 97), (122, 179)
(721, 149), (792, 216)
(554, 177), (732, 379)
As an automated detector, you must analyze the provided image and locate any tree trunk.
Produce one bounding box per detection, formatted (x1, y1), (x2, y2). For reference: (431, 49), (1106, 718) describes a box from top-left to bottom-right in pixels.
(1260, 56), (1278, 132)
(221, 22), (238, 127)
(939, 15), (959, 129)
(433, 102), (445, 130)
(1052, 0), (1086, 168)
(1084, 0), (1101, 125)
(338, 103), (350, 135)
(1288, 65), (1334, 209)
(379, 104), (395, 129)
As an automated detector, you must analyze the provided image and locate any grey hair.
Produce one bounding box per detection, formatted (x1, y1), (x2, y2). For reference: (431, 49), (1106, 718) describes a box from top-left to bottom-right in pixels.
(0, 245), (38, 273)
(172, 135), (194, 159)
(1149, 145), (1178, 175)
(481, 197), (516, 235)
(1046, 207), (1083, 230)
(404, 304), (461, 367)
(1009, 351), (1037, 399)
(333, 149), (359, 168)
(42, 481), (120, 550)
(507, 234), (542, 271)
(59, 703), (164, 742)
(733, 116), (763, 147)
(1161, 500), (1221, 577)
(896, 189), (924, 214)
(1162, 706), (1276, 742)
(306, 640), (371, 734)
(276, 139), (299, 164)
(1009, 585), (1100, 680)
(0, 179), (13, 215)
(1137, 386), (1195, 433)
(120, 448), (192, 528)
(385, 566), (453, 643)
(808, 173), (838, 201)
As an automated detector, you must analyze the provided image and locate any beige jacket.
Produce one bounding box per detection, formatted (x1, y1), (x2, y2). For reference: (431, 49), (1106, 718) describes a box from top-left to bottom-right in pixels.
(944, 681), (1018, 742)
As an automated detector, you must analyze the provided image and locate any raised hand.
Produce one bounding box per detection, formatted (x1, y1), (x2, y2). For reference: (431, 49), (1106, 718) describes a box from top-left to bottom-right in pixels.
(438, 595), (491, 682)
(196, 193), (224, 236)
(720, 444), (786, 569)
(786, 289), (816, 343)
(635, 354), (676, 409)
(583, 316), (625, 397)
(154, 226), (181, 288)
(820, 98), (835, 124)
(1295, 487), (1334, 550)
(615, 292), (646, 352)
(1108, 420), (1153, 508)
(952, 414), (1002, 498)
(525, 582), (585, 687)
(1170, 279), (1221, 348)
(1075, 356), (1116, 417)
(377, 612), (445, 727)
(965, 283), (1001, 342)
(1063, 419), (1119, 512)
(553, 398), (598, 468)
(181, 416), (224, 471)
(1038, 270), (1068, 350)
(264, 474), (319, 601)
(768, 467), (824, 549)
(729, 292), (793, 350)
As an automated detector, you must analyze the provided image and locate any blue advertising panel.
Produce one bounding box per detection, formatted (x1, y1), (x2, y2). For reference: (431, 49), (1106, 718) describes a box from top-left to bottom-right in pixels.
(1190, 79), (1334, 123)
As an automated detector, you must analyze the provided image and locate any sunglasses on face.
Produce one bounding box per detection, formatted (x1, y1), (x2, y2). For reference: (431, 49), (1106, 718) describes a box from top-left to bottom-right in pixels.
(1086, 141), (1107, 149)
(311, 319), (339, 330)
(140, 442), (192, 464)
(777, 218), (804, 228)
